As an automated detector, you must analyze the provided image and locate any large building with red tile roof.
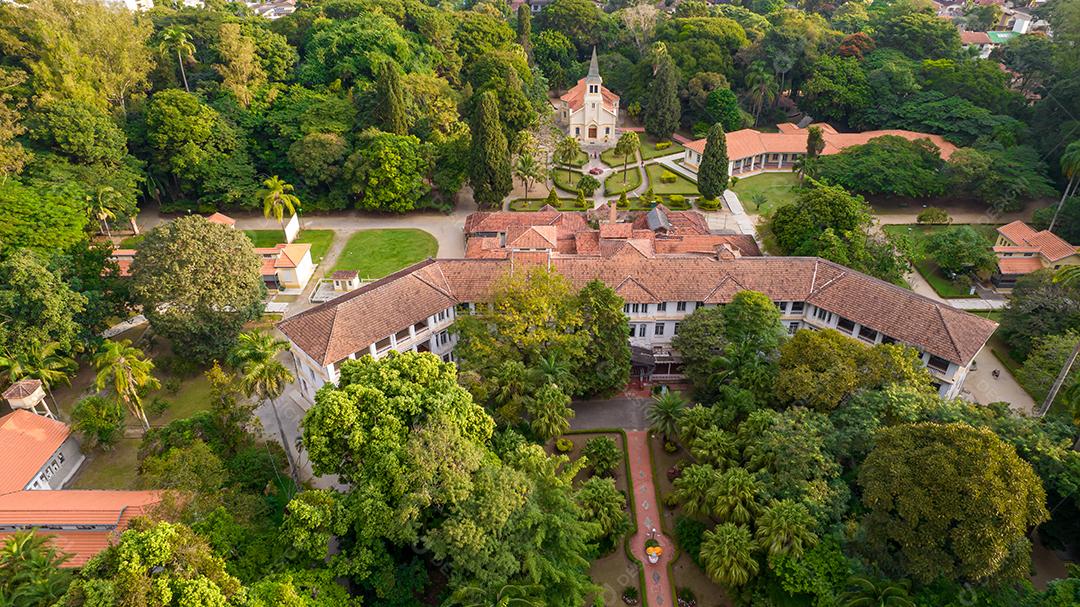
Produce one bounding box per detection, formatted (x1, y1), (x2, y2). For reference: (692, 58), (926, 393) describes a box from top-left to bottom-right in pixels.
(682, 123), (958, 177)
(992, 221), (1080, 288)
(0, 410), (161, 567)
(278, 247), (997, 403)
(554, 48), (619, 145)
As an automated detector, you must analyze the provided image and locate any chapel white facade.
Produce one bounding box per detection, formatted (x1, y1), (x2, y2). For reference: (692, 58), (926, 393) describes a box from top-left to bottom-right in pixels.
(555, 48), (620, 145)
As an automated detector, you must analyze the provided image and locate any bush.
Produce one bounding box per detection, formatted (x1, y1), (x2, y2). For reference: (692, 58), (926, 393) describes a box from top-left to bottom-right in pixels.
(698, 197), (720, 211)
(660, 170), (678, 184)
(577, 174), (601, 196)
(71, 396), (125, 450)
(622, 586), (640, 605)
(675, 516), (708, 569)
(663, 493), (679, 508)
(163, 377), (182, 395)
(691, 122), (710, 138)
(147, 397), (171, 417)
(917, 206), (951, 224)
(668, 194), (685, 205)
(555, 437), (574, 453)
(728, 175), (739, 187)
(583, 436), (621, 476)
(655, 141), (672, 151)
(663, 440), (679, 453)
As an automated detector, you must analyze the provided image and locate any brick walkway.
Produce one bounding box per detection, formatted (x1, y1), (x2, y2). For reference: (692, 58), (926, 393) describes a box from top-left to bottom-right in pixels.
(626, 430), (676, 607)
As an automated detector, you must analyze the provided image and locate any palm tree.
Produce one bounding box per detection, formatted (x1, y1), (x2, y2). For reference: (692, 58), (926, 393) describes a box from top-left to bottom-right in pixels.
(446, 583), (544, 607)
(837, 576), (915, 607)
(261, 176), (300, 240)
(87, 186), (120, 238)
(672, 463), (718, 518)
(0, 530), (72, 606)
(743, 62), (778, 125)
(514, 154), (545, 199)
(754, 499), (818, 559)
(0, 342), (77, 413)
(647, 389), (687, 442)
(229, 330), (298, 482)
(709, 467), (759, 525)
(689, 427), (738, 469)
(553, 136), (582, 182)
(614, 131), (640, 184)
(157, 26), (196, 93)
(1050, 140), (1080, 233)
(92, 339), (159, 430)
(527, 353), (572, 389)
(700, 523), (760, 588)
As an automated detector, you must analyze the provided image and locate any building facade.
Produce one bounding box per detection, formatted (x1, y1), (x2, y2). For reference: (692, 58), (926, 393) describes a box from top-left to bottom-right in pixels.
(992, 220), (1080, 288)
(555, 48), (619, 145)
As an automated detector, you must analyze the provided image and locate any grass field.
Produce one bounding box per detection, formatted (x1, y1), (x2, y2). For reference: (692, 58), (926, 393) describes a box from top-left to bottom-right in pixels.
(882, 224), (999, 298)
(645, 164), (699, 196)
(604, 168), (643, 196)
(552, 168), (586, 194)
(732, 172), (802, 216)
(118, 234), (145, 248)
(244, 229), (335, 264)
(600, 147), (637, 168)
(639, 135), (684, 160)
(509, 197), (587, 211)
(332, 229), (438, 278)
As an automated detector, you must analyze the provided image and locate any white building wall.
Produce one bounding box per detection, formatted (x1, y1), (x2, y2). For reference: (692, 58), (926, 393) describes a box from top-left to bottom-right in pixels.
(25, 436), (84, 490)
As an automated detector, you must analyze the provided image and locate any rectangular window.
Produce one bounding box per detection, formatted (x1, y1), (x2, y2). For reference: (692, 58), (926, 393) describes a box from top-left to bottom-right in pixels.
(674, 322), (681, 335)
(655, 323), (665, 336)
(631, 303), (640, 314)
(676, 301), (687, 312)
(858, 326), (878, 342)
(788, 322), (800, 335)
(624, 304), (630, 314)
(375, 336), (392, 352)
(575, 127), (580, 135)
(639, 324), (647, 338)
(837, 317), (856, 334)
(791, 302), (805, 313)
(881, 335), (897, 345)
(657, 302), (667, 312)
(776, 301), (788, 313)
(927, 355), (951, 374)
(814, 307), (830, 321)
(696, 301), (705, 309)
(57, 452), (65, 463)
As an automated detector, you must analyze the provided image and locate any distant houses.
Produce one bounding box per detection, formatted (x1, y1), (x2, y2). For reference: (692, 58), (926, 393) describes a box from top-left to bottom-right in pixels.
(992, 221), (1080, 289)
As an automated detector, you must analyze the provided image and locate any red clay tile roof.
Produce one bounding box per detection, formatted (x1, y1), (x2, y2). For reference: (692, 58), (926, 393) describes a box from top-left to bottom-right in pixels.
(0, 411), (70, 493)
(960, 30), (992, 45)
(559, 78), (619, 112)
(600, 223), (634, 239)
(654, 234), (761, 256)
(274, 243), (311, 269)
(331, 270), (358, 280)
(685, 125), (958, 160)
(3, 379), (42, 400)
(206, 212), (236, 226)
(278, 256), (997, 367)
(507, 225), (558, 249)
(0, 490), (162, 567)
(997, 257), (1045, 275)
(629, 207), (711, 235)
(997, 220), (1078, 261)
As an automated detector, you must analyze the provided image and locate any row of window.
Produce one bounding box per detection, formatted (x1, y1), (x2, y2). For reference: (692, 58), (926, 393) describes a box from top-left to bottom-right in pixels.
(623, 301), (703, 315)
(629, 322), (681, 337)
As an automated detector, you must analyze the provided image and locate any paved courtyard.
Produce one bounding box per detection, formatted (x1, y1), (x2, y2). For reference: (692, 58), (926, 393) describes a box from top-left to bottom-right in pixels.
(571, 396), (650, 431)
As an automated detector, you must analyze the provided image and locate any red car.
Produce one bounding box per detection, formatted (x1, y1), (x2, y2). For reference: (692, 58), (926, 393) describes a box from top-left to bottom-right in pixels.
(588, 167), (603, 175)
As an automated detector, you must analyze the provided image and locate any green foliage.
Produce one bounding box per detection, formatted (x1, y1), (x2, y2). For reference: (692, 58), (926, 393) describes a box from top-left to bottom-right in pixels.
(374, 60), (408, 135)
(923, 225), (996, 276)
(130, 216), (264, 363)
(916, 207), (950, 224)
(555, 437), (574, 453)
(343, 129), (427, 212)
(800, 55), (871, 125)
(0, 181), (87, 256)
(1016, 331), (1080, 405)
(701, 523), (760, 587)
(71, 396), (125, 450)
(705, 88), (744, 132)
(0, 531), (72, 606)
(859, 422), (1049, 584)
(1033, 196), (1080, 244)
(697, 123), (729, 199)
(874, 10), (961, 60)
(999, 270), (1080, 359)
(582, 436), (621, 477)
(0, 250), (86, 358)
(946, 146), (1055, 212)
(576, 174), (600, 196)
(576, 476), (631, 545)
(648, 391), (688, 441)
(771, 538), (852, 607)
(644, 50), (681, 138)
(805, 135), (946, 198)
(469, 90), (513, 208)
(674, 516), (709, 568)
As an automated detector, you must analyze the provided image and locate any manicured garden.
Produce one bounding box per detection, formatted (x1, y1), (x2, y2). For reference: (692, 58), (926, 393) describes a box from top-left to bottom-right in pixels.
(332, 229), (438, 278)
(509, 197), (588, 211)
(731, 172), (802, 216)
(601, 146), (637, 167)
(639, 135), (684, 161)
(604, 167), (642, 196)
(882, 224), (999, 298)
(553, 168), (586, 194)
(244, 229), (335, 264)
(645, 164), (699, 196)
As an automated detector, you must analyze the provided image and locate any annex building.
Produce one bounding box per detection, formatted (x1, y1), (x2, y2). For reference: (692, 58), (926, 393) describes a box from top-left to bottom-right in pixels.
(278, 211), (997, 403)
(992, 220), (1080, 288)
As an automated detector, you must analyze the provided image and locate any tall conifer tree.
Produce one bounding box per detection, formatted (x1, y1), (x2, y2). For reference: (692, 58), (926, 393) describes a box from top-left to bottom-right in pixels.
(698, 123), (729, 199)
(469, 91), (512, 208)
(375, 60), (407, 135)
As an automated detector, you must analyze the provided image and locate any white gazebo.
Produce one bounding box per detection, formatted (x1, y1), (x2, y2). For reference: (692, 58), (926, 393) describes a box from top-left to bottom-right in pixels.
(3, 379), (55, 419)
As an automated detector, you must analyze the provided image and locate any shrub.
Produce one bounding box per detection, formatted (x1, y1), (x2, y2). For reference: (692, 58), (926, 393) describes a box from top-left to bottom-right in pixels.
(917, 206), (951, 224)
(668, 194), (685, 205)
(675, 516), (708, 569)
(555, 437), (574, 453)
(163, 377), (182, 395)
(692, 122), (710, 138)
(577, 174), (601, 196)
(728, 175), (739, 187)
(660, 170), (678, 184)
(663, 493), (679, 508)
(698, 197), (720, 211)
(617, 192), (629, 209)
(71, 396), (125, 450)
(148, 397), (171, 417)
(622, 586), (640, 605)
(663, 440), (679, 454)
(655, 141), (672, 150)
(583, 436), (621, 476)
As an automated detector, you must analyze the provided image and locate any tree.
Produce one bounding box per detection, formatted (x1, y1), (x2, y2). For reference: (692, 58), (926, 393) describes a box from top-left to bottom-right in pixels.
(614, 131), (640, 183)
(698, 123), (730, 200)
(0, 182), (87, 256)
(157, 26), (196, 93)
(874, 11), (961, 60)
(229, 330), (298, 482)
(59, 521), (244, 605)
(722, 290), (786, 355)
(1049, 140), (1080, 233)
(711, 467), (760, 525)
(517, 4), (532, 61)
(648, 390), (688, 441)
(700, 523), (760, 587)
(0, 69), (28, 181)
(999, 270), (1080, 359)
(644, 48), (680, 139)
(71, 395), (125, 450)
(344, 129), (427, 212)
(0, 341), (76, 409)
(261, 176), (299, 239)
(469, 91), (512, 208)
(859, 422), (1048, 583)
(800, 56), (871, 125)
(214, 23), (265, 108)
(576, 477), (630, 543)
(582, 436), (621, 477)
(755, 499), (818, 559)
(621, 2), (659, 53)
(837, 577), (915, 607)
(743, 62), (778, 125)
(806, 125), (825, 158)
(130, 216), (264, 363)
(92, 339), (159, 430)
(705, 88), (743, 132)
(0, 250), (86, 359)
(375, 60), (408, 135)
(674, 463), (719, 517)
(576, 174), (600, 196)
(1017, 331), (1080, 405)
(671, 306), (726, 389)
(553, 135), (582, 183)
(923, 225), (995, 276)
(804, 136), (946, 198)
(575, 280), (631, 395)
(514, 153), (544, 198)
(528, 382), (573, 440)
(0, 531), (72, 607)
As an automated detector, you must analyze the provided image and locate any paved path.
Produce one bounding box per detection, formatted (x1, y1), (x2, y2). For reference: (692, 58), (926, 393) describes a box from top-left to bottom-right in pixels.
(571, 396), (649, 430)
(902, 270), (1007, 310)
(961, 346), (1036, 414)
(626, 430), (676, 607)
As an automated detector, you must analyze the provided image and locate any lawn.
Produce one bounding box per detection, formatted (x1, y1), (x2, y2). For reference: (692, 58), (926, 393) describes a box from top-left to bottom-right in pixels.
(600, 147), (637, 168)
(882, 224), (999, 299)
(509, 197), (585, 211)
(604, 168), (642, 196)
(732, 172), (802, 216)
(639, 135), (684, 161)
(118, 234), (145, 248)
(645, 164), (699, 196)
(332, 229), (438, 279)
(244, 229), (335, 264)
(552, 168), (586, 194)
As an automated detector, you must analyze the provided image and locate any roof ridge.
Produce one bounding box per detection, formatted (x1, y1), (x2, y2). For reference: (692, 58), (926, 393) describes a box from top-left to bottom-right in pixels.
(934, 305), (964, 362)
(615, 276), (657, 299)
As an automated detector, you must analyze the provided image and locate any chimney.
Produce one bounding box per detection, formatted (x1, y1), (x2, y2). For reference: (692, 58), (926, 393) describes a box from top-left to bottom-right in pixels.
(608, 201), (617, 224)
